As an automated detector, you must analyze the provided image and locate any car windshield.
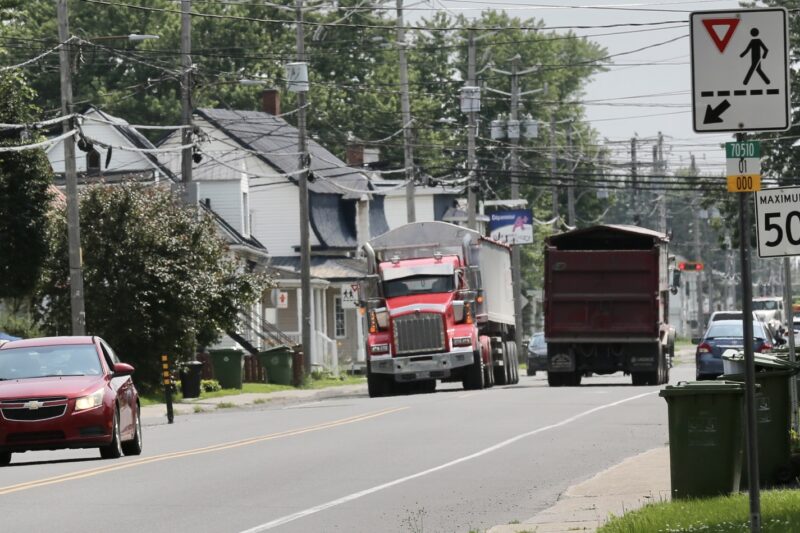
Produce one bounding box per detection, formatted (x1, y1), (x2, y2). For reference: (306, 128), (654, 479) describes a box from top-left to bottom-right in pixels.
(383, 275), (455, 298)
(0, 345), (102, 380)
(752, 300), (779, 311)
(706, 322), (766, 340)
(530, 334), (545, 348)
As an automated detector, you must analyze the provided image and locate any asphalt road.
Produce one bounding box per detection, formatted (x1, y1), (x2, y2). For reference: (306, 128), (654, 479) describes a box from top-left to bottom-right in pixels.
(0, 359), (695, 533)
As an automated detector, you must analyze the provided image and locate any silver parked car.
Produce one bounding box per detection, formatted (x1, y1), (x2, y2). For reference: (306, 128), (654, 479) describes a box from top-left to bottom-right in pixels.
(527, 332), (547, 376)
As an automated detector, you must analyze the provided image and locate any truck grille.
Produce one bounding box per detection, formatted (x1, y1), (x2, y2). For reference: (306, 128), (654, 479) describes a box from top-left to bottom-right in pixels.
(393, 312), (445, 355)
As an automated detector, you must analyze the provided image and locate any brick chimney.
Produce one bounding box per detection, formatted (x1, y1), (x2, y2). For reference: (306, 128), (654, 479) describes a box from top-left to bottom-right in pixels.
(261, 89), (280, 116)
(346, 143), (365, 167)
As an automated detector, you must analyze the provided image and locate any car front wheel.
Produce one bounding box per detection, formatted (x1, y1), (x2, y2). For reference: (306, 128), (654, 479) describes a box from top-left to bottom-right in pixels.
(122, 405), (143, 456)
(100, 407), (123, 459)
(0, 451), (11, 466)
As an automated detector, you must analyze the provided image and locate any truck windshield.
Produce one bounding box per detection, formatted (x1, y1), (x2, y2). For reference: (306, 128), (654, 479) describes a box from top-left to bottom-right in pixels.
(752, 300), (779, 311)
(383, 275), (455, 298)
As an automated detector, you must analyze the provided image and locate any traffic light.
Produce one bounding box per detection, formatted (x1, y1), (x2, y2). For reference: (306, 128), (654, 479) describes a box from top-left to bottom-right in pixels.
(678, 261), (704, 271)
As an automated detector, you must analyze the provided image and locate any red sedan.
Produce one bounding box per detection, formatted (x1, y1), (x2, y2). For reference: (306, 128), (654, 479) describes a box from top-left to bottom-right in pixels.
(0, 336), (142, 465)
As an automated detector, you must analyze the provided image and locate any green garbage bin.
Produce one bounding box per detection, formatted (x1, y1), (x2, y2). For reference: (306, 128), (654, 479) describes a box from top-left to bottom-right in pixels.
(209, 349), (244, 389)
(659, 381), (745, 499)
(720, 351), (799, 486)
(258, 346), (294, 385)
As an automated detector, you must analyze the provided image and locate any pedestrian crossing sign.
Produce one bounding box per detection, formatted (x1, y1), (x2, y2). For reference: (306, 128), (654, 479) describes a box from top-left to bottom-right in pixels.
(690, 8), (790, 133)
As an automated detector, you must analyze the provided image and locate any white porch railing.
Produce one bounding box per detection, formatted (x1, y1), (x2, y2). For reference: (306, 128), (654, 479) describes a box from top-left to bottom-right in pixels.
(282, 331), (339, 377)
(316, 331), (339, 377)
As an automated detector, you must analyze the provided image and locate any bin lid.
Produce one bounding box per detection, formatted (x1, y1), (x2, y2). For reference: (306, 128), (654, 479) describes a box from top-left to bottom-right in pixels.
(721, 350), (800, 372)
(659, 380), (745, 397)
(258, 345), (292, 355)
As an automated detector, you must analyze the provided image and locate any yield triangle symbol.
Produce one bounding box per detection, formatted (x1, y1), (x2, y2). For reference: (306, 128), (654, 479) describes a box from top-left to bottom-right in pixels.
(702, 18), (740, 53)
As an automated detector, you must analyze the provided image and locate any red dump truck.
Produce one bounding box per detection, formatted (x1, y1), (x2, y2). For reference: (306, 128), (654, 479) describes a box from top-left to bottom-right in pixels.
(543, 225), (676, 386)
(361, 222), (519, 397)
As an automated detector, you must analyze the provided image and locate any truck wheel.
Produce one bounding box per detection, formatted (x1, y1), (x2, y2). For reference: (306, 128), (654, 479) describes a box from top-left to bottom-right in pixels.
(526, 366), (536, 376)
(503, 341), (514, 384)
(564, 370), (582, 386)
(508, 342), (519, 384)
(494, 345), (508, 386)
(547, 372), (562, 387)
(463, 351), (485, 390)
(631, 372), (647, 386)
(484, 357), (495, 388)
(367, 371), (392, 398)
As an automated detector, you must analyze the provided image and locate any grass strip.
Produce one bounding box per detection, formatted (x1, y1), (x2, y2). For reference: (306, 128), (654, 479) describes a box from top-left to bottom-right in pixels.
(599, 490), (800, 532)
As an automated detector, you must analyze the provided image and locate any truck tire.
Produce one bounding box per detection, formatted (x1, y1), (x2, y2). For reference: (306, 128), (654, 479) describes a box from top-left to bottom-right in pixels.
(565, 369), (582, 386)
(463, 351), (485, 390)
(526, 366), (536, 377)
(547, 372), (563, 387)
(512, 343), (520, 384)
(367, 370), (393, 398)
(494, 344), (508, 385)
(484, 356), (495, 388)
(502, 341), (514, 385)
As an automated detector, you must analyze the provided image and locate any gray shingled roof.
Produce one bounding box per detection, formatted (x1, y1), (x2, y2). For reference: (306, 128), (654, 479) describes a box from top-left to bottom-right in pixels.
(196, 108), (371, 197)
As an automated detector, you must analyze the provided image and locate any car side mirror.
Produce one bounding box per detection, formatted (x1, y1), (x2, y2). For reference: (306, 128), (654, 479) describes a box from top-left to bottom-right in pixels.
(113, 362), (135, 376)
(691, 337), (701, 345)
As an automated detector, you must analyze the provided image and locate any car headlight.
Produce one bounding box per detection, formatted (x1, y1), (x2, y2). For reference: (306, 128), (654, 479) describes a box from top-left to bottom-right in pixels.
(75, 388), (105, 411)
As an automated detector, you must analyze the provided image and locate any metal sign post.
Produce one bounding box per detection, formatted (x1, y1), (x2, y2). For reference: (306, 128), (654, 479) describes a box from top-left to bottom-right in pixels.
(736, 150), (761, 529)
(782, 259), (799, 434)
(691, 7), (792, 529)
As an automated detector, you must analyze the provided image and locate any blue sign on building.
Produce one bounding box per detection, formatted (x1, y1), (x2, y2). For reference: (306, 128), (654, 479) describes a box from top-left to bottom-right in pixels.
(488, 209), (534, 245)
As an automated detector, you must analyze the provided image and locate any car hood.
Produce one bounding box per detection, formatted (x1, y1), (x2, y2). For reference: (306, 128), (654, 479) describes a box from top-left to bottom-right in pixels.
(0, 375), (105, 400)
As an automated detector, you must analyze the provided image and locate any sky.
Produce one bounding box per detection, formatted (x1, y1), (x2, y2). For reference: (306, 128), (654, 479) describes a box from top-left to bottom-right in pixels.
(410, 0), (752, 176)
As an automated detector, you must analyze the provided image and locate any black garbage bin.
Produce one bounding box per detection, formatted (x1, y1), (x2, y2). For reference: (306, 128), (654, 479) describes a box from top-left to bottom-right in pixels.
(180, 361), (204, 399)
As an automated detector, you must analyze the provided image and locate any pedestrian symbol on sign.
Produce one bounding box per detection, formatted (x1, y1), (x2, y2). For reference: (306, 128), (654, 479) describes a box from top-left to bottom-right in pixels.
(741, 28), (770, 85)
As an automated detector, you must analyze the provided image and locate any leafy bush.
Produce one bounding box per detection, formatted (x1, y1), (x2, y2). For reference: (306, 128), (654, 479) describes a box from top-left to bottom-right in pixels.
(201, 379), (221, 393)
(0, 313), (42, 339)
(35, 183), (268, 392)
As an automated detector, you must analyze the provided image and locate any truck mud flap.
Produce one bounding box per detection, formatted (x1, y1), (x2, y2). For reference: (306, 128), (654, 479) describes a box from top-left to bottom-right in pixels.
(548, 352), (575, 372)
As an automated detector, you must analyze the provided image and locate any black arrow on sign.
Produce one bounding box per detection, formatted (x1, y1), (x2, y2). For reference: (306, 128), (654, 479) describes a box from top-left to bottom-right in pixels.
(703, 99), (731, 124)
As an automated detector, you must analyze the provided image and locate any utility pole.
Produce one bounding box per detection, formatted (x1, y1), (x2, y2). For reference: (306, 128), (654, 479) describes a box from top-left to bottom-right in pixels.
(508, 56), (524, 360)
(396, 0), (415, 223)
(691, 155), (704, 335)
(566, 121), (576, 227)
(180, 0), (193, 205)
(294, 0), (312, 378)
(631, 137), (638, 225)
(657, 132), (667, 234)
(57, 0), (86, 336)
(550, 113), (558, 223)
(782, 258), (799, 434)
(466, 30), (477, 230)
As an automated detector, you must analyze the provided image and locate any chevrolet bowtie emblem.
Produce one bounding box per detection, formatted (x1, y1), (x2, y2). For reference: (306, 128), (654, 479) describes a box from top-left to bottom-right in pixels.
(23, 400), (44, 410)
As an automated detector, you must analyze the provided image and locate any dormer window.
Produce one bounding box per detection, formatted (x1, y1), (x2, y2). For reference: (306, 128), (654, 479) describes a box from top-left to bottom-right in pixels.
(87, 148), (101, 173)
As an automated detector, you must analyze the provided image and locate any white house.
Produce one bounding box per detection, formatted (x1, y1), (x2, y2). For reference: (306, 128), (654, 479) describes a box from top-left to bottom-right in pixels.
(157, 90), (392, 371)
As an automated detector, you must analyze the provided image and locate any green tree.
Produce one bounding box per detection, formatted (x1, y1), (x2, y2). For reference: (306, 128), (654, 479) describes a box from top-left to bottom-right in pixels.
(0, 71), (53, 307)
(36, 183), (267, 390)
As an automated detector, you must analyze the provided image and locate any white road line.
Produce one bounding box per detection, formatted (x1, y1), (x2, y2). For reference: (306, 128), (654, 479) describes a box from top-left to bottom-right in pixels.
(238, 391), (657, 533)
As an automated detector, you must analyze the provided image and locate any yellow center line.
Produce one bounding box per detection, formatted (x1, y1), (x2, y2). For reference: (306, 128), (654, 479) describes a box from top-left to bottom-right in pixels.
(0, 406), (408, 496)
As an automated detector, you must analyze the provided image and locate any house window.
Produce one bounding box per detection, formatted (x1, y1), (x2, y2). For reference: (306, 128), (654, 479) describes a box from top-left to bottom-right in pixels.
(334, 296), (346, 339)
(87, 148), (101, 172)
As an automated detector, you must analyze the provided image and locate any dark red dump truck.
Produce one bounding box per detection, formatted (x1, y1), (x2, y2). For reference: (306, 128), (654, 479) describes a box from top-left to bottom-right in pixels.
(543, 225), (676, 386)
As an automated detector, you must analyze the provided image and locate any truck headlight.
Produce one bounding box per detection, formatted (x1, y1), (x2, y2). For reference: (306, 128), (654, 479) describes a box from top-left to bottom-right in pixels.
(75, 388), (105, 412)
(370, 343), (390, 355)
(452, 336), (472, 347)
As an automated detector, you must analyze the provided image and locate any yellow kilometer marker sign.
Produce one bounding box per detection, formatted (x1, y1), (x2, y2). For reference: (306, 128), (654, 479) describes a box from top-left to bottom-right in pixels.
(726, 141), (762, 192)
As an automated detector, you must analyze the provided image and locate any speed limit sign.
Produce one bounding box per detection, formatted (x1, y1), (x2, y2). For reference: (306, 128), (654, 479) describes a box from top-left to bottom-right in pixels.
(754, 186), (800, 257)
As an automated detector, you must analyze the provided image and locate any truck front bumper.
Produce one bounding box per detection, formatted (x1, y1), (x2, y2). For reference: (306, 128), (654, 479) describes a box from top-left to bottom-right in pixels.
(369, 347), (474, 381)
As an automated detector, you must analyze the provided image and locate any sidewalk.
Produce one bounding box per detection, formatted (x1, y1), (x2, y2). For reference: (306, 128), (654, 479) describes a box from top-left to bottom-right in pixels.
(140, 383), (367, 421)
(488, 447), (671, 533)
